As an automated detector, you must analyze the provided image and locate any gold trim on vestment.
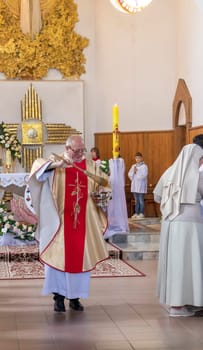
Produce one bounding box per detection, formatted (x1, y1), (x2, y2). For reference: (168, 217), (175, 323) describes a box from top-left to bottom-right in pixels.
(31, 159), (110, 272)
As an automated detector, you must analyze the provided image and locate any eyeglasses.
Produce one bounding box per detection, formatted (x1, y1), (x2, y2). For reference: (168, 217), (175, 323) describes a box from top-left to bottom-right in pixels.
(66, 146), (87, 154)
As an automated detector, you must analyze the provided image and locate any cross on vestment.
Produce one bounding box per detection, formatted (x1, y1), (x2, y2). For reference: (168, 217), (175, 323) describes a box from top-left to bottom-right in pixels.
(68, 172), (86, 229)
(5, 83), (81, 172)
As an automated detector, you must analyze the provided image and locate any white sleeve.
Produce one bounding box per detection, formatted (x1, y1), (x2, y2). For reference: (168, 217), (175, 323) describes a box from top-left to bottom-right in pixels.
(128, 165), (135, 181)
(36, 161), (52, 181)
(154, 194), (161, 203)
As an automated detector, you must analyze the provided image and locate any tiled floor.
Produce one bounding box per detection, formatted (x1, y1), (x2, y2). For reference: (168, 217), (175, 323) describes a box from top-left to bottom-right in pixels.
(1, 260), (203, 350)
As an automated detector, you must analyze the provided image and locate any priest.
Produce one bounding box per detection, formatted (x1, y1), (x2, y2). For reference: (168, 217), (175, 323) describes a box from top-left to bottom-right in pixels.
(28, 135), (110, 312)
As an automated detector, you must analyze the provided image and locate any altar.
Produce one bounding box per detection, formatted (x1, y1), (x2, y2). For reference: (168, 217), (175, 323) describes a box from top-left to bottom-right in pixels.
(0, 172), (38, 246)
(0, 172), (29, 188)
(0, 172), (29, 202)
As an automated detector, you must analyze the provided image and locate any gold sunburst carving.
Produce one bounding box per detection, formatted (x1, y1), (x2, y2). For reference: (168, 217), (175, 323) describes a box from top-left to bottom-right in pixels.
(0, 0), (89, 79)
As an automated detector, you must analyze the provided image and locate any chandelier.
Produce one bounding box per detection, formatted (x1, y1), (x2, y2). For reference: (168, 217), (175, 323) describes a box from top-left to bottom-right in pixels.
(110, 0), (153, 14)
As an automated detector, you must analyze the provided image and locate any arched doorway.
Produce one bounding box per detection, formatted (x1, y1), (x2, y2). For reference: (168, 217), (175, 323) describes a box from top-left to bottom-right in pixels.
(173, 79), (192, 157)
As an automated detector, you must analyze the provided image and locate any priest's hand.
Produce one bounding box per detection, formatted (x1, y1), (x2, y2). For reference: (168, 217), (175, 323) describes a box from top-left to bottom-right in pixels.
(46, 159), (64, 170)
(48, 153), (72, 169)
(51, 160), (65, 168)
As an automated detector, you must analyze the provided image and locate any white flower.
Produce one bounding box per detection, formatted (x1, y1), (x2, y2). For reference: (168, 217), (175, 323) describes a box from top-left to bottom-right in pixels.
(8, 214), (14, 220)
(0, 199), (36, 241)
(0, 122), (21, 161)
(5, 223), (10, 229)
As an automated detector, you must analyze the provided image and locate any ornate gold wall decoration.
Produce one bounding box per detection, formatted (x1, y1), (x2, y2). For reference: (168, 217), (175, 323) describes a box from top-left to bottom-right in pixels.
(0, 0), (89, 79)
(6, 84), (81, 172)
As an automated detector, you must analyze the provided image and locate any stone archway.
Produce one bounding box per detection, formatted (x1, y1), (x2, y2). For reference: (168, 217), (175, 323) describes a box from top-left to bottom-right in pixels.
(172, 79), (192, 157)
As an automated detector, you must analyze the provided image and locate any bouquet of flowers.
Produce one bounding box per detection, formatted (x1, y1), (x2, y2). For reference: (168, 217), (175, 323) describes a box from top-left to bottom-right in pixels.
(0, 122), (21, 162)
(0, 200), (36, 241)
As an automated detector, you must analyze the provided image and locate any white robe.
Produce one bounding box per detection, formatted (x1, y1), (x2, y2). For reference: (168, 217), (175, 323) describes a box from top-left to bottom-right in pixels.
(42, 265), (91, 299)
(155, 145), (203, 306)
(104, 158), (129, 239)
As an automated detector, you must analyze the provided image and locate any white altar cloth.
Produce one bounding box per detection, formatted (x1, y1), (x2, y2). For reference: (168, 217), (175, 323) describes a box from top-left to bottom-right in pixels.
(0, 233), (37, 246)
(0, 173), (29, 188)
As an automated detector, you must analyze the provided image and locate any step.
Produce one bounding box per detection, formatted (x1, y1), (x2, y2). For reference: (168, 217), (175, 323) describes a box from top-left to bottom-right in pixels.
(109, 217), (161, 261)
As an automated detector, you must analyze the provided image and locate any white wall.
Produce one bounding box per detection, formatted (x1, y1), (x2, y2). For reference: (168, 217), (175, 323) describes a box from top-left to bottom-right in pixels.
(77, 0), (178, 150)
(177, 0), (203, 127)
(76, 0), (96, 148)
(0, 0), (183, 154)
(49, 0), (178, 149)
(93, 0), (177, 135)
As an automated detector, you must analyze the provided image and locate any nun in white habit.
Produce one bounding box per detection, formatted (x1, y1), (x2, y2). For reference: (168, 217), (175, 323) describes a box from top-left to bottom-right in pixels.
(154, 144), (203, 317)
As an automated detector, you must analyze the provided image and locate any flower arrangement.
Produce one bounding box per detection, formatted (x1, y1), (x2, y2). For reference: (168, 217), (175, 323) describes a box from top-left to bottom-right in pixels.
(0, 200), (36, 241)
(0, 122), (21, 162)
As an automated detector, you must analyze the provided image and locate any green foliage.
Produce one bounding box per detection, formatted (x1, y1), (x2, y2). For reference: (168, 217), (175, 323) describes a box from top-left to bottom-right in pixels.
(100, 159), (110, 175)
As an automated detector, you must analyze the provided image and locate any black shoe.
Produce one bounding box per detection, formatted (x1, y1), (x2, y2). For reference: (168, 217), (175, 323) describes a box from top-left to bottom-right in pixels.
(53, 293), (66, 312)
(69, 298), (84, 311)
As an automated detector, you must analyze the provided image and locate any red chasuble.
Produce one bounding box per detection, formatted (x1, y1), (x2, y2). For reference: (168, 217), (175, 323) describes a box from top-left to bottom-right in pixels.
(64, 159), (88, 272)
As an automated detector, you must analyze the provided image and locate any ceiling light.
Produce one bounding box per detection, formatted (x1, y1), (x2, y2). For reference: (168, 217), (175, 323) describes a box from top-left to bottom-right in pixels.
(110, 0), (153, 14)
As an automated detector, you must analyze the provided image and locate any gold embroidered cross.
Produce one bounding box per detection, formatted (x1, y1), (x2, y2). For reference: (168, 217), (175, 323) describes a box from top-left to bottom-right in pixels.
(69, 172), (86, 229)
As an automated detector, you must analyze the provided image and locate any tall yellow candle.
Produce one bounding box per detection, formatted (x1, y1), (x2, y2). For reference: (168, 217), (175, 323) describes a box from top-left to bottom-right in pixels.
(112, 104), (120, 159)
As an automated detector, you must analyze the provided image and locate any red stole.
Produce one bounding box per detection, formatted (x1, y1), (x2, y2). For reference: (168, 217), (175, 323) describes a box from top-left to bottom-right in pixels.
(64, 159), (88, 272)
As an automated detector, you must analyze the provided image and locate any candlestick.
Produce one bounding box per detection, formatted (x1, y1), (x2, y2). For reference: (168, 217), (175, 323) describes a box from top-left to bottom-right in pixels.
(6, 149), (11, 165)
(112, 104), (120, 159)
(5, 149), (12, 173)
